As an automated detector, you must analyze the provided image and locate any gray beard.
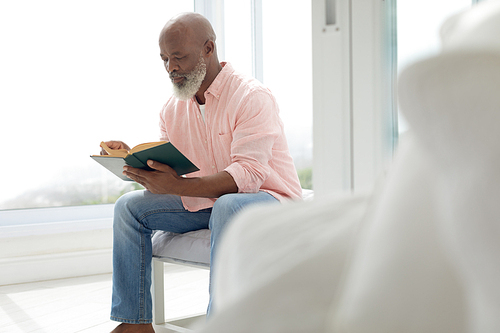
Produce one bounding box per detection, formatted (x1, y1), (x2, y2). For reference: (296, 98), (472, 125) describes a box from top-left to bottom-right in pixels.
(170, 56), (207, 101)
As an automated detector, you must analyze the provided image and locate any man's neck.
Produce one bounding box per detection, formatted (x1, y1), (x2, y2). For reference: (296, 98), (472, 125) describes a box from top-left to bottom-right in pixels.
(195, 62), (223, 104)
(195, 94), (204, 105)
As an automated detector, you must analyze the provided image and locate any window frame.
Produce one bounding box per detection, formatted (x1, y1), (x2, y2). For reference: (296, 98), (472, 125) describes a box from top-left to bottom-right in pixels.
(311, 0), (398, 197)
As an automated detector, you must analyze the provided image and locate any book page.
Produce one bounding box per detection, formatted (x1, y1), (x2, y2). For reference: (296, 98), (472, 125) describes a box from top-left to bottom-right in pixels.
(129, 141), (166, 154)
(93, 141), (168, 157)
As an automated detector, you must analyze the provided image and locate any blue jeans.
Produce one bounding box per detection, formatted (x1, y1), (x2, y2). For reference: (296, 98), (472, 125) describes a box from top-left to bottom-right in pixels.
(110, 190), (278, 324)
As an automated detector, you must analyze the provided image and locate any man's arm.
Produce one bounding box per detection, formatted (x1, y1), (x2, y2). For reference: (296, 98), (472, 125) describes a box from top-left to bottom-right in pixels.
(123, 160), (238, 198)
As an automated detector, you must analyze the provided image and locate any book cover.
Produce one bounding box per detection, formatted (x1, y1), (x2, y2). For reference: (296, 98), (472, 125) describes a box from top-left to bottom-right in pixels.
(91, 141), (199, 181)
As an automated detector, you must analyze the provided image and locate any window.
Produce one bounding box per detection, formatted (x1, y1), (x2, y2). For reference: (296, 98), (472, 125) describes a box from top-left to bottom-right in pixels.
(8, 0), (473, 209)
(223, 1), (253, 78)
(223, 0), (313, 189)
(0, 0), (193, 210)
(1, 0), (314, 210)
(262, 0), (313, 189)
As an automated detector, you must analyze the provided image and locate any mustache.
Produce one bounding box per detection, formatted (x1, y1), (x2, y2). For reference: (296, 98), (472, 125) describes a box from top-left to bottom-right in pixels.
(169, 72), (186, 80)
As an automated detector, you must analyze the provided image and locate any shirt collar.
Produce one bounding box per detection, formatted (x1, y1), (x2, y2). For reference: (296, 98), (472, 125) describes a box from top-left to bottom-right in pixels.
(204, 62), (234, 100)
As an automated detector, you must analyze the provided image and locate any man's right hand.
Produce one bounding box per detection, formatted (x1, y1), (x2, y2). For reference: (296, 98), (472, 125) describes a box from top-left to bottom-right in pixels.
(100, 141), (131, 155)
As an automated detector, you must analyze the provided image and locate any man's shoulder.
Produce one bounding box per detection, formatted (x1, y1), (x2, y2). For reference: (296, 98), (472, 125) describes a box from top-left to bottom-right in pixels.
(222, 66), (272, 97)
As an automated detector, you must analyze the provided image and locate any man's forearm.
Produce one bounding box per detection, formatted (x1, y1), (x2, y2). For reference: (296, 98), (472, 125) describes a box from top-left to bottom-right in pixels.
(177, 171), (238, 198)
(123, 160), (238, 197)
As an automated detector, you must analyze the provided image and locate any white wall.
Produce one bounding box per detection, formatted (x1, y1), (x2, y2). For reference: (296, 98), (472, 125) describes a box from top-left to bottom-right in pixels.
(0, 205), (113, 285)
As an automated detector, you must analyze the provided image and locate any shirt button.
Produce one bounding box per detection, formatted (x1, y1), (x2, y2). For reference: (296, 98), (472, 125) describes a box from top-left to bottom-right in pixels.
(212, 165), (215, 169)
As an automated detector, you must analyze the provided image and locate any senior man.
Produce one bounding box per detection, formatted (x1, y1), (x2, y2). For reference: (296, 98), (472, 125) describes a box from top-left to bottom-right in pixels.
(107, 12), (302, 333)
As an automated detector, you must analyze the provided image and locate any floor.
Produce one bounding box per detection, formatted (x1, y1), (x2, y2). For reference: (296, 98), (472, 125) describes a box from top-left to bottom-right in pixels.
(0, 264), (210, 333)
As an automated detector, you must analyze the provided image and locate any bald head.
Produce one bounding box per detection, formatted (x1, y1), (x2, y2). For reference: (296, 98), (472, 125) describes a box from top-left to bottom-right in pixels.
(159, 12), (222, 104)
(160, 12), (216, 48)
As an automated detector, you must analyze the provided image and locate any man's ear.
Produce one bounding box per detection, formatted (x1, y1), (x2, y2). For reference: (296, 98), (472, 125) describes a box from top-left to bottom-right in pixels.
(204, 40), (215, 57)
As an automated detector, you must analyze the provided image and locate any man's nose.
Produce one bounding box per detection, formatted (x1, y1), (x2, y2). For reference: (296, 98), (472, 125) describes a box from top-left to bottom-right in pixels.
(164, 59), (179, 73)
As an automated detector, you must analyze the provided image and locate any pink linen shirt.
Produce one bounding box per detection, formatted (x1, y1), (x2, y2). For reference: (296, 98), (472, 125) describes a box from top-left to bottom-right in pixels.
(159, 62), (302, 212)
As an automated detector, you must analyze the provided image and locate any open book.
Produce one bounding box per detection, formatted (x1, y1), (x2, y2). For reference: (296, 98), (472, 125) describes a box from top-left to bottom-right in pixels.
(91, 141), (199, 181)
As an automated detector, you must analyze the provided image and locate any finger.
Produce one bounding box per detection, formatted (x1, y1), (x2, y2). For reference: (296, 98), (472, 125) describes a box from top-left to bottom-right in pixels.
(147, 160), (162, 170)
(105, 141), (122, 149)
(105, 140), (131, 151)
(123, 166), (148, 178)
(147, 160), (175, 173)
(123, 169), (148, 187)
(123, 166), (157, 186)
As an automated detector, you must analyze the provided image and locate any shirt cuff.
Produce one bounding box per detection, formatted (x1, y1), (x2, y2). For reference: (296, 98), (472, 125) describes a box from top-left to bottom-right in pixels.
(224, 163), (261, 193)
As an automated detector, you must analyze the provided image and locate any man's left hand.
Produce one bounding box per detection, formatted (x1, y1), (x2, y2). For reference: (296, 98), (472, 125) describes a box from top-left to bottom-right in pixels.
(123, 160), (181, 195)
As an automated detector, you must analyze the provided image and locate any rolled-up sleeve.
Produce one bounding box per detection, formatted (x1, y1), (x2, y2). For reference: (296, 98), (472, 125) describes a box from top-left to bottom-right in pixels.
(224, 90), (281, 193)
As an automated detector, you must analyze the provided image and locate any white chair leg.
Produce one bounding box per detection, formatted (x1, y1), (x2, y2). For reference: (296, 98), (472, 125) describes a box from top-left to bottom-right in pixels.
(152, 259), (165, 325)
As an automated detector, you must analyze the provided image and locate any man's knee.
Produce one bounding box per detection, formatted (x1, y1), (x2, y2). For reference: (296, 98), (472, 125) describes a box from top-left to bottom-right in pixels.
(209, 193), (242, 231)
(114, 190), (142, 211)
(113, 190), (147, 227)
(210, 192), (276, 231)
(212, 193), (242, 214)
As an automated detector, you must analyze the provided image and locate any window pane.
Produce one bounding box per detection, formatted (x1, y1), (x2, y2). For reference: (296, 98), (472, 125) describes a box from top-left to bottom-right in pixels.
(0, 1), (193, 210)
(223, 1), (253, 77)
(262, 0), (313, 189)
(397, 0), (471, 133)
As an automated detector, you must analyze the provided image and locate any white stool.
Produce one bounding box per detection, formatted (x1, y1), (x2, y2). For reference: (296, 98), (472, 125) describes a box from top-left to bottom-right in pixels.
(151, 190), (314, 331)
(152, 229), (210, 331)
